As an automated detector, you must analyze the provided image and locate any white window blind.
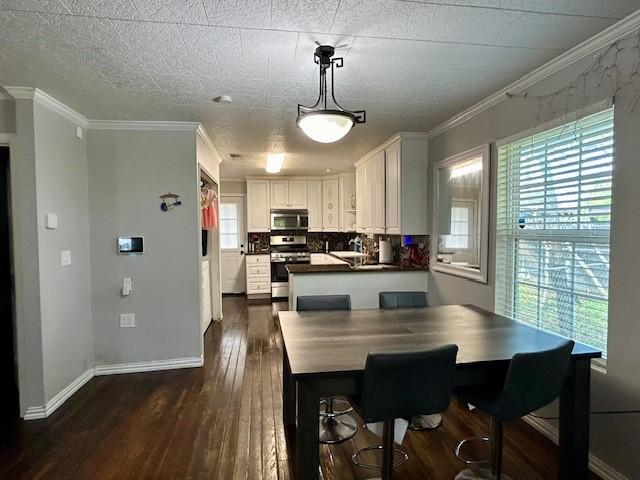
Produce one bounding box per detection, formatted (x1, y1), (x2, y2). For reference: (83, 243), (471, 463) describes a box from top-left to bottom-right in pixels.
(495, 108), (613, 357)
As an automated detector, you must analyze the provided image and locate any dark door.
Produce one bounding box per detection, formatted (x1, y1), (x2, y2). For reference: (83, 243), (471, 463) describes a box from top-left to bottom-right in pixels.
(0, 147), (18, 418)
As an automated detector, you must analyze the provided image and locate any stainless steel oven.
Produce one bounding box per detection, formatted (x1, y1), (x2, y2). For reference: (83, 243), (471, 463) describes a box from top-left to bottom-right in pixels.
(270, 235), (309, 298)
(270, 209), (309, 231)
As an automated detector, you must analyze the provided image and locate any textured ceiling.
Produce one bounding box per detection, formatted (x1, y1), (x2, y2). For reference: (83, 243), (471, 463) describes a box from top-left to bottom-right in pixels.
(0, 1), (638, 177)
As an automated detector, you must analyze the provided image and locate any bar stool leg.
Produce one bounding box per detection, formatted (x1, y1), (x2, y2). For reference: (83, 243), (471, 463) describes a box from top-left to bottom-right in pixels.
(490, 417), (503, 480)
(381, 419), (394, 480)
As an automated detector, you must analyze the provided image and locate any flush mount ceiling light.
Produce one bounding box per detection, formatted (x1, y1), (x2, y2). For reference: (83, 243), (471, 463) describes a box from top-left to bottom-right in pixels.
(297, 45), (366, 143)
(266, 153), (285, 173)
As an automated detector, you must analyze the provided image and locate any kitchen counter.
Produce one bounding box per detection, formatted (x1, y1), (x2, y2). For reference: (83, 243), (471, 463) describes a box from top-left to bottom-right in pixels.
(245, 251), (270, 255)
(286, 263), (426, 273)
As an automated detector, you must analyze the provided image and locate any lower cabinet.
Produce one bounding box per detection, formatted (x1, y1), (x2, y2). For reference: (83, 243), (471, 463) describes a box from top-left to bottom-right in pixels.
(246, 254), (271, 297)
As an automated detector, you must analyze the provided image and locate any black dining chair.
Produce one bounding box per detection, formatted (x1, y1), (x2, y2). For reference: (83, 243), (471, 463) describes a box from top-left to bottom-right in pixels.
(296, 294), (357, 444)
(454, 340), (575, 480)
(378, 291), (440, 431)
(351, 345), (459, 480)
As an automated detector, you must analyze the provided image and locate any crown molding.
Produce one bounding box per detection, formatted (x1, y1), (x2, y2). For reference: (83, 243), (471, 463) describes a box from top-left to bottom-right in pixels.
(4, 86), (88, 127)
(427, 9), (640, 139)
(196, 124), (223, 164)
(86, 119), (201, 131)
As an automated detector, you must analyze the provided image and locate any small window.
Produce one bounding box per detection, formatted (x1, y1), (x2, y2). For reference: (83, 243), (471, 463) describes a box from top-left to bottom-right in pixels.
(219, 202), (239, 250)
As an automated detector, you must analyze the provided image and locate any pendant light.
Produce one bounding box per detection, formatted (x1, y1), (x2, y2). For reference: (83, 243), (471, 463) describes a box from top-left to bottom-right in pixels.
(297, 45), (366, 143)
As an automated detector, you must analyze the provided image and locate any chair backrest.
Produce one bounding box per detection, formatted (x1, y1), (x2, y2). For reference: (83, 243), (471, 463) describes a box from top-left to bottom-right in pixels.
(497, 340), (574, 421)
(296, 295), (351, 311)
(379, 291), (428, 309)
(359, 345), (458, 423)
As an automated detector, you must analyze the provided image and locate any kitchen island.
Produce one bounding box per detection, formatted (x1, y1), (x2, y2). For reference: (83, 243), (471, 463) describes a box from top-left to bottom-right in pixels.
(287, 252), (428, 310)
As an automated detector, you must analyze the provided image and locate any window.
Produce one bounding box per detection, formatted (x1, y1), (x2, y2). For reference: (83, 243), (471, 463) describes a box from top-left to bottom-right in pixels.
(495, 108), (613, 357)
(219, 202), (239, 249)
(445, 201), (476, 250)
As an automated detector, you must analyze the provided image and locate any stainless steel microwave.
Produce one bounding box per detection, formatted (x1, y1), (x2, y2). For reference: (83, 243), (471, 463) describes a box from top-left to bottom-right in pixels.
(270, 209), (309, 231)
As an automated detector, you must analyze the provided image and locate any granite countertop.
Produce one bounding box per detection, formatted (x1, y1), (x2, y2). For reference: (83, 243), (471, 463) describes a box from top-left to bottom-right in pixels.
(245, 251), (270, 255)
(286, 264), (427, 274)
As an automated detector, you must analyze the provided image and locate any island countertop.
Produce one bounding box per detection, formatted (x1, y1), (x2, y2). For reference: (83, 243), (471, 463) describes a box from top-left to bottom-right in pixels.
(286, 263), (427, 274)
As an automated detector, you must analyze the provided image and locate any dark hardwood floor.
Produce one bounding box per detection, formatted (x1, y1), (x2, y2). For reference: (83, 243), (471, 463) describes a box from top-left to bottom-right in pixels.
(0, 297), (600, 479)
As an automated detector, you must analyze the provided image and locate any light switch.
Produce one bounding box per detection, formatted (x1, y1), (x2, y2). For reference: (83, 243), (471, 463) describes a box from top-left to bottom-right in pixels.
(45, 213), (58, 229)
(122, 277), (132, 296)
(60, 250), (71, 266)
(76, 126), (83, 139)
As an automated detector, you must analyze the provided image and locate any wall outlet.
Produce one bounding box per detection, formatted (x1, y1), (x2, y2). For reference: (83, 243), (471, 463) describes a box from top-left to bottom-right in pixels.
(119, 313), (135, 328)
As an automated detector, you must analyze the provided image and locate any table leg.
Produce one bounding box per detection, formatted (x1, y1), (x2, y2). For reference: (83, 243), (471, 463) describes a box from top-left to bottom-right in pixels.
(295, 379), (320, 480)
(558, 357), (591, 480)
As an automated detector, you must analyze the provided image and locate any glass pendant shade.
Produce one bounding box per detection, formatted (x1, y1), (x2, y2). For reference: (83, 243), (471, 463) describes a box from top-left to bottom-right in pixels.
(297, 111), (355, 143)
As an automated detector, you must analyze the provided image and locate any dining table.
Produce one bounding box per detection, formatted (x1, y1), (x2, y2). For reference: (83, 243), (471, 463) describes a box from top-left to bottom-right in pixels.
(278, 304), (601, 480)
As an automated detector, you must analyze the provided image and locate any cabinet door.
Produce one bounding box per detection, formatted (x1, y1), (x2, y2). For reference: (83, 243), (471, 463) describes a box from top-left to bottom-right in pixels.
(307, 180), (323, 231)
(247, 180), (270, 232)
(270, 180), (289, 209)
(356, 166), (365, 232)
(322, 178), (340, 231)
(288, 180), (308, 209)
(370, 150), (386, 233)
(385, 141), (401, 234)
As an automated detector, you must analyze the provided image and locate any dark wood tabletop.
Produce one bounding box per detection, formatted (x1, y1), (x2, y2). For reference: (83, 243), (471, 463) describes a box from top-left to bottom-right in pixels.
(278, 304), (601, 378)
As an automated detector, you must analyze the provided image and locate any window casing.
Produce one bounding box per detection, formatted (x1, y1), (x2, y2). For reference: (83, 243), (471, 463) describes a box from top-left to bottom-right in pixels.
(495, 108), (613, 357)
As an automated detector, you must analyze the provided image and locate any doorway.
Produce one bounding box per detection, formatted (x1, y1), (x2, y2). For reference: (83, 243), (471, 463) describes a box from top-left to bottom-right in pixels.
(0, 146), (18, 419)
(220, 195), (246, 294)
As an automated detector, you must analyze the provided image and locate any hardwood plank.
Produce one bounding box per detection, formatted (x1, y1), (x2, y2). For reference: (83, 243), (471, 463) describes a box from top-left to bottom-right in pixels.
(0, 297), (601, 480)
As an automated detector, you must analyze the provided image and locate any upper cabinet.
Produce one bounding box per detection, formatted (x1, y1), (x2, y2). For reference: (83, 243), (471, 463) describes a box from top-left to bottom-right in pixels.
(307, 180), (323, 232)
(247, 179), (271, 232)
(322, 178), (340, 231)
(339, 173), (356, 232)
(355, 133), (428, 235)
(270, 179), (307, 209)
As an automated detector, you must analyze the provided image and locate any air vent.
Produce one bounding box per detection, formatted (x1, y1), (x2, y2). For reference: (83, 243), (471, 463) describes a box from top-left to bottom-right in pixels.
(229, 153), (242, 159)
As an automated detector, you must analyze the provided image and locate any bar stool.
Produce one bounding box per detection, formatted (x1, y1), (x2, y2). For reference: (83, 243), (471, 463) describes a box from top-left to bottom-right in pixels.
(296, 294), (357, 444)
(351, 345), (458, 480)
(378, 291), (441, 431)
(455, 340), (574, 480)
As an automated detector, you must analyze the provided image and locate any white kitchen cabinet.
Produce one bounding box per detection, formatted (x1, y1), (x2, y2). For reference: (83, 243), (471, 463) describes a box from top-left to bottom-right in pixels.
(270, 180), (289, 209)
(270, 179), (307, 209)
(246, 254), (271, 297)
(307, 180), (323, 232)
(355, 133), (428, 235)
(289, 180), (308, 209)
(339, 173), (356, 232)
(247, 179), (270, 232)
(385, 140), (401, 234)
(322, 178), (340, 231)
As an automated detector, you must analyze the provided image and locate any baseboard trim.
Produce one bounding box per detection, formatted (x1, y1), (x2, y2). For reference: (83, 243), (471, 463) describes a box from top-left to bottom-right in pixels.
(24, 368), (94, 420)
(24, 357), (204, 420)
(94, 357), (203, 376)
(523, 415), (629, 480)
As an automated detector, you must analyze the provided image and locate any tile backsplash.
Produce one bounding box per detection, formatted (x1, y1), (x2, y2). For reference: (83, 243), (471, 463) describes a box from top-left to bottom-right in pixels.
(247, 231), (430, 270)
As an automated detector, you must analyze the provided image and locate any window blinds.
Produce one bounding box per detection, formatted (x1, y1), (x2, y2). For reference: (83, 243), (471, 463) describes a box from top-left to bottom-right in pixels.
(495, 108), (613, 356)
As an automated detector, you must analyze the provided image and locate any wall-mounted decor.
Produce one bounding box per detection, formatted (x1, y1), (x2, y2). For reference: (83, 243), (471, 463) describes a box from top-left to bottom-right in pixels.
(160, 193), (182, 212)
(432, 144), (490, 283)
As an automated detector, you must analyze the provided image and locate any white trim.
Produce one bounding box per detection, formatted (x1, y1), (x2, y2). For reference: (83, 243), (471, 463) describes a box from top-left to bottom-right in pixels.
(94, 356), (203, 376)
(4, 86), (88, 127)
(86, 119), (200, 131)
(196, 124), (223, 164)
(427, 9), (640, 139)
(0, 133), (15, 144)
(496, 100), (613, 147)
(523, 415), (629, 480)
(23, 368), (94, 420)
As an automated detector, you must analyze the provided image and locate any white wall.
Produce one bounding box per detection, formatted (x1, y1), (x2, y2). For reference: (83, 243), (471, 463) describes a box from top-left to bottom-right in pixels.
(33, 102), (93, 402)
(88, 129), (203, 366)
(0, 99), (16, 132)
(220, 180), (247, 194)
(428, 46), (640, 477)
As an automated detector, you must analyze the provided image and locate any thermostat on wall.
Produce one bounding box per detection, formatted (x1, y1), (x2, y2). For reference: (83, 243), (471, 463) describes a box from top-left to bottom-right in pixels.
(117, 236), (144, 255)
